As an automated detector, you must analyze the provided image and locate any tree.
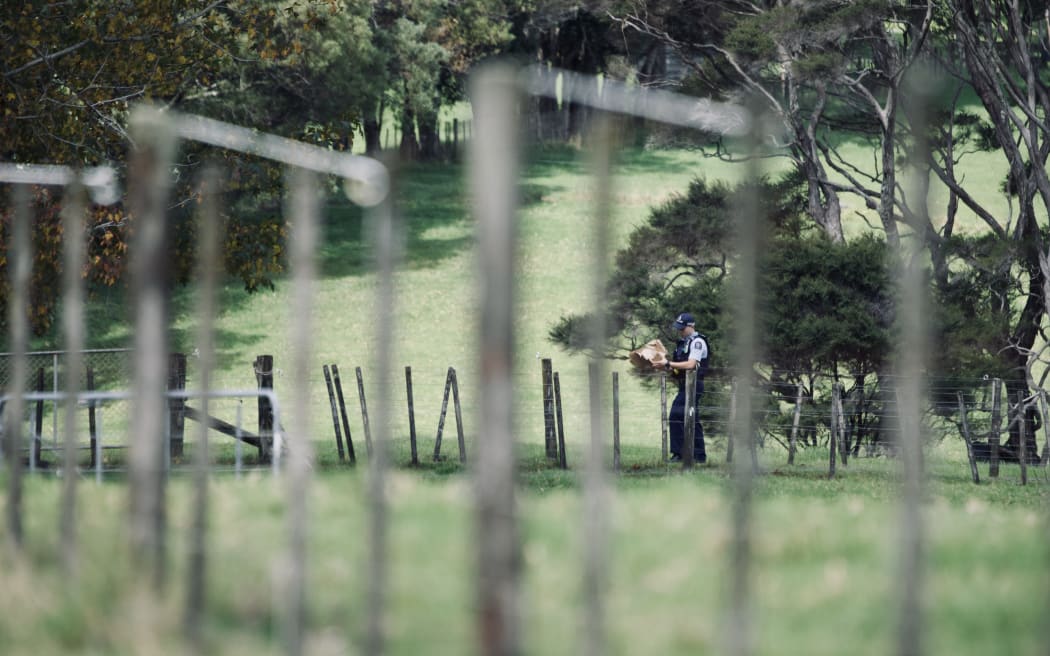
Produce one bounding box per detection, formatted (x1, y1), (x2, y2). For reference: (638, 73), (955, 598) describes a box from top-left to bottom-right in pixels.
(919, 0), (1050, 455)
(0, 1), (379, 335)
(370, 0), (517, 161)
(610, 0), (897, 242)
(550, 170), (893, 379)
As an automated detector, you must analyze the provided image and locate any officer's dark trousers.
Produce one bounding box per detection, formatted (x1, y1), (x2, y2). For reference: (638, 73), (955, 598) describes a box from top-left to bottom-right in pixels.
(669, 381), (706, 461)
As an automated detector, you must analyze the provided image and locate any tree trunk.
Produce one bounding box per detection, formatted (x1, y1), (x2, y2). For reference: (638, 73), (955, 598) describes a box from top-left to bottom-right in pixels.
(793, 85), (844, 243)
(1002, 215), (1046, 460)
(364, 116), (381, 156)
(418, 109), (440, 161)
(399, 105), (419, 161)
(878, 102), (900, 249)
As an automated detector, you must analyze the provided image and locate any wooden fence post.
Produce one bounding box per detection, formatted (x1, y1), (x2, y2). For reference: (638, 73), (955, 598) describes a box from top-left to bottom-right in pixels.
(331, 365), (356, 464)
(5, 183), (31, 548)
(453, 118), (459, 160)
(828, 384), (839, 479)
(450, 367), (466, 463)
(542, 358), (557, 459)
(788, 382), (803, 465)
(612, 372), (620, 472)
(356, 366), (373, 457)
(1017, 392), (1027, 486)
(405, 366), (418, 466)
(554, 371), (567, 469)
(167, 353), (187, 459)
(322, 365), (346, 461)
(87, 366), (98, 468)
(835, 383), (848, 467)
(727, 379), (737, 464)
(434, 368), (453, 461)
(850, 378), (866, 457)
(989, 378), (1002, 478)
(748, 389), (759, 472)
(956, 392), (980, 484)
(33, 367), (44, 470)
(255, 354), (274, 463)
(660, 372), (668, 462)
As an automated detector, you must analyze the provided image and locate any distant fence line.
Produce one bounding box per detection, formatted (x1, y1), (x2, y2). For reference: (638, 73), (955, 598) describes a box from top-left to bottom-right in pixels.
(3, 347), (1041, 476)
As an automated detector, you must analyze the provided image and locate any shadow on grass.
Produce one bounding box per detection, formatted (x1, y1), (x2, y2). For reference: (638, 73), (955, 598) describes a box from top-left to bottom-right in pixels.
(319, 159), (557, 281)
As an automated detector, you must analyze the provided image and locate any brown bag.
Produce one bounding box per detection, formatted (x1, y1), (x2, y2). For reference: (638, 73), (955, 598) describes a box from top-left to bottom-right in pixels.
(628, 339), (668, 370)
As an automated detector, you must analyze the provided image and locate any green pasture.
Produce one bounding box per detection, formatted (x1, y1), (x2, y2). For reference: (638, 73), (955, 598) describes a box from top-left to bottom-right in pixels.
(0, 443), (1046, 655)
(9, 114), (1046, 654)
(59, 135), (1015, 457)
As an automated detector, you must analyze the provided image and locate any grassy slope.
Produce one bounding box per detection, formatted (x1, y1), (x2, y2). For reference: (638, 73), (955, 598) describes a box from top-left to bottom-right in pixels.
(11, 126), (1048, 654)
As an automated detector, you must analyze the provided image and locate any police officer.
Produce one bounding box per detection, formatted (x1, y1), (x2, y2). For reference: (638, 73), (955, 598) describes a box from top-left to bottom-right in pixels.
(659, 312), (708, 463)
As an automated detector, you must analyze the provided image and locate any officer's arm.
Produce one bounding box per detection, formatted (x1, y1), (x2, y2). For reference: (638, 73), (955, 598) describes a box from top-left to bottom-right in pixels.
(668, 358), (697, 371)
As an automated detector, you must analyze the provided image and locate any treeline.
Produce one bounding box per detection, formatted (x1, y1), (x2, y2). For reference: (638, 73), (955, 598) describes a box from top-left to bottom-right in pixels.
(544, 1), (1050, 457)
(2, 1), (1050, 453)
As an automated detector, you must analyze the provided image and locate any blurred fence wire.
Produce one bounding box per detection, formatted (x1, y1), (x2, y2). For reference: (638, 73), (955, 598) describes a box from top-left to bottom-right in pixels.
(1, 61), (1047, 656)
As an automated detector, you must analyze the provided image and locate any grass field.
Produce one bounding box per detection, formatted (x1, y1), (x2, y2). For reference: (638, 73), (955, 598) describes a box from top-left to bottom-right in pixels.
(1, 443), (1046, 655)
(7, 125), (1047, 654)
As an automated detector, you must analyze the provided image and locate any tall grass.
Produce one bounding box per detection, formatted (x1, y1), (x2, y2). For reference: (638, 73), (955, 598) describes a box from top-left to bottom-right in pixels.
(1, 444), (1045, 655)
(7, 136), (1044, 654)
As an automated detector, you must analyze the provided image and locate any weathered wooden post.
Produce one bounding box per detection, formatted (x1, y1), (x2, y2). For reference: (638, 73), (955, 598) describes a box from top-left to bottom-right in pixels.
(434, 367), (453, 461)
(86, 367), (98, 468)
(555, 371), (567, 469)
(167, 353), (187, 459)
(788, 382), (803, 465)
(255, 354), (274, 463)
(453, 118), (459, 160)
(331, 365), (356, 463)
(849, 378), (866, 457)
(234, 402), (244, 476)
(33, 367), (45, 470)
(127, 106), (177, 592)
(471, 63), (523, 656)
(835, 383), (848, 467)
(451, 367), (466, 464)
(660, 372), (668, 462)
(956, 391), (980, 484)
(828, 385), (839, 479)
(356, 366), (373, 457)
(60, 178), (87, 578)
(5, 183), (31, 548)
(542, 358), (557, 459)
(727, 379), (737, 464)
(283, 165), (320, 656)
(612, 372), (621, 472)
(989, 377), (1002, 478)
(322, 365), (346, 461)
(1017, 392), (1027, 486)
(94, 406), (104, 484)
(405, 366), (419, 466)
(184, 165), (221, 649)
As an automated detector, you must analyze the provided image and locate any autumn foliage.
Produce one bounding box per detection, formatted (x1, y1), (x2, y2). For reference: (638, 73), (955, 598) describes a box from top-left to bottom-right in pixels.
(0, 1), (347, 334)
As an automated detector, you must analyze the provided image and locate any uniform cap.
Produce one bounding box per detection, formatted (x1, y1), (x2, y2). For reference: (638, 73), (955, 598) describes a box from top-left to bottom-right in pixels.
(673, 312), (695, 329)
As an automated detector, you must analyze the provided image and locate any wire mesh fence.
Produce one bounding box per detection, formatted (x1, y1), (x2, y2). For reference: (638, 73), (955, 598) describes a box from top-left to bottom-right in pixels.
(0, 349), (131, 452)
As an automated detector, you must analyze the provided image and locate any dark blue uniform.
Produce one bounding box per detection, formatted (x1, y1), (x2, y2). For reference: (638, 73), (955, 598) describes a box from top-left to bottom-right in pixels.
(669, 332), (708, 462)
